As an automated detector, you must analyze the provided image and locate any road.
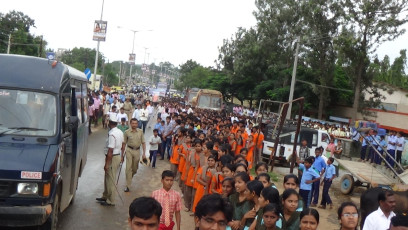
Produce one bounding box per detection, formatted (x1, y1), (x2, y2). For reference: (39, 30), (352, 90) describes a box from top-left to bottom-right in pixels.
(57, 122), (195, 230)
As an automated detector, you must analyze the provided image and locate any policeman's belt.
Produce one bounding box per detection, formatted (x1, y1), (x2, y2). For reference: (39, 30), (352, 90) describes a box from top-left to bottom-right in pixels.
(128, 145), (140, 150)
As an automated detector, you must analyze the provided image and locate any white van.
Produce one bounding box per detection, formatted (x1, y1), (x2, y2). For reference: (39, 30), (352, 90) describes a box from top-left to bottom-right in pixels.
(262, 125), (330, 166)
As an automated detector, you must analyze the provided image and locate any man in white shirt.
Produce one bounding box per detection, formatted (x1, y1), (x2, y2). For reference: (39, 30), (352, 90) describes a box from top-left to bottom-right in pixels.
(132, 104), (141, 128)
(363, 190), (396, 230)
(161, 108), (169, 121)
(387, 131), (397, 168)
(139, 104), (149, 133)
(107, 106), (118, 124)
(96, 114), (124, 206)
(117, 107), (129, 125)
(396, 131), (405, 165)
(148, 129), (161, 168)
(186, 105), (193, 114)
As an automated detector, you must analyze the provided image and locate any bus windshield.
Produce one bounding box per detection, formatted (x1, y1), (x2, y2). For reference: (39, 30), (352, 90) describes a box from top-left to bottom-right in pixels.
(0, 89), (57, 136)
(198, 95), (221, 109)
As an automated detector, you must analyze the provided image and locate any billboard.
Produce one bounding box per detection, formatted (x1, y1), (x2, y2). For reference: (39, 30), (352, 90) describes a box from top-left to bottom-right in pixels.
(128, 53), (135, 65)
(93, 20), (108, 41)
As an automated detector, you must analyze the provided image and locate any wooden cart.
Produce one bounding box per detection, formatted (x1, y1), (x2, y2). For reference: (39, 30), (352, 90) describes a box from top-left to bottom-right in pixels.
(336, 159), (405, 194)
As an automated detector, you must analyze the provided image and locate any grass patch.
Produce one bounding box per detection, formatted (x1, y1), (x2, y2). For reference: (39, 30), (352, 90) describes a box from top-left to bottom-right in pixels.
(250, 168), (280, 183)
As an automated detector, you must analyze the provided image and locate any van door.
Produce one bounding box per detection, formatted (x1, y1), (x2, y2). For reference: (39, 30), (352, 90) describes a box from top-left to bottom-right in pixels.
(59, 93), (74, 211)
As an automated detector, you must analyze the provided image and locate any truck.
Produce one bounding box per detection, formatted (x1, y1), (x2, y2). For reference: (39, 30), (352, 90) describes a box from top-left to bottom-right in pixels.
(0, 55), (88, 229)
(262, 124), (330, 166)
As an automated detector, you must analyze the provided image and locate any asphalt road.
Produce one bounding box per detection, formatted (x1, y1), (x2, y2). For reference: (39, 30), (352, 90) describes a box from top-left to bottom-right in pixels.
(56, 121), (195, 230)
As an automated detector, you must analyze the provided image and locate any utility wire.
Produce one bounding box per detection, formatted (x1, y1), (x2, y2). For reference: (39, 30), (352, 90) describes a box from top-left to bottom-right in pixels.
(296, 79), (353, 92)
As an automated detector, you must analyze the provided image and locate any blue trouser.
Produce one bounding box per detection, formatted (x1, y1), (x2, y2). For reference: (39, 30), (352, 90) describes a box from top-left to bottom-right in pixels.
(299, 189), (311, 208)
(149, 150), (158, 168)
(367, 146), (375, 162)
(141, 120), (148, 133)
(360, 145), (367, 160)
(161, 137), (172, 159)
(375, 150), (383, 165)
(320, 179), (332, 206)
(386, 149), (395, 168)
(311, 180), (320, 205)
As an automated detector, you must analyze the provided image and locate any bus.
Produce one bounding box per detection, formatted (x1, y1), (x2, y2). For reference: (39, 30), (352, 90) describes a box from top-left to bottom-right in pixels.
(186, 87), (200, 105)
(192, 89), (223, 111)
(0, 55), (88, 229)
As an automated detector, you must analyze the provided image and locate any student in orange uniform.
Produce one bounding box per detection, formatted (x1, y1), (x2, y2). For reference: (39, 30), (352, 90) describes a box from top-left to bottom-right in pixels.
(185, 139), (202, 213)
(192, 155), (217, 212)
(210, 163), (235, 194)
(170, 128), (185, 181)
(235, 130), (244, 155)
(245, 135), (255, 170)
(178, 134), (191, 192)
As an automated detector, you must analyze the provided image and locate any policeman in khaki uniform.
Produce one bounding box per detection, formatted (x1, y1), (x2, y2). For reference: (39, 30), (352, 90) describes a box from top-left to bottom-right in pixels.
(96, 114), (124, 206)
(123, 97), (133, 123)
(122, 118), (147, 192)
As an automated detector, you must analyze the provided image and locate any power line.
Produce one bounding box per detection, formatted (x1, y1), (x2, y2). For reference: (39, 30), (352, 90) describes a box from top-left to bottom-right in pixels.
(296, 79), (353, 92)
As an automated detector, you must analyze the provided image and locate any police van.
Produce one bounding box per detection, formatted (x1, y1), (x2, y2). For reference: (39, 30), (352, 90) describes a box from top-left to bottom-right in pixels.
(262, 123), (330, 166)
(0, 55), (88, 229)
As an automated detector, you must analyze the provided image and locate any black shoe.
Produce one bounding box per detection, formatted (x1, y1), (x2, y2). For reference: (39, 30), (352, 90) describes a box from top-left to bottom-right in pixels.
(96, 197), (106, 202)
(124, 187), (130, 192)
(100, 201), (115, 206)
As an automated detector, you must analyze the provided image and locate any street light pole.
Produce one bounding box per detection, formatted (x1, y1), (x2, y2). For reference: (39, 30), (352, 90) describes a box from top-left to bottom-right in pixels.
(92, 0), (105, 90)
(287, 36), (300, 120)
(7, 34), (11, 54)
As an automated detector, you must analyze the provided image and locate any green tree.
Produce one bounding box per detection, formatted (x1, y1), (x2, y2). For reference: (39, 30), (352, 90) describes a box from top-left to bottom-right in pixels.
(60, 47), (104, 73)
(0, 11), (46, 56)
(337, 0), (408, 120)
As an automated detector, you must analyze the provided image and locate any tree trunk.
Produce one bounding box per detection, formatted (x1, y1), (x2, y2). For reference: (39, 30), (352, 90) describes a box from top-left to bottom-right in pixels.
(318, 89), (324, 120)
(352, 64), (363, 122)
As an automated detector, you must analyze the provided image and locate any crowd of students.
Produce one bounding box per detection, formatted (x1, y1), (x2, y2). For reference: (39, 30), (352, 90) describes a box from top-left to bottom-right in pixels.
(145, 101), (346, 230)
(89, 89), (408, 230)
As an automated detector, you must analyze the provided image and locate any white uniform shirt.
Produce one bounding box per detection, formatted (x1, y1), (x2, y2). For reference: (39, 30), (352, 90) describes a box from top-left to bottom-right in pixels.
(387, 135), (397, 150)
(107, 111), (118, 122)
(139, 109), (149, 121)
(161, 112), (169, 121)
(187, 108), (193, 114)
(147, 105), (154, 115)
(149, 135), (161, 151)
(397, 137), (405, 151)
(132, 109), (141, 120)
(105, 127), (124, 156)
(362, 207), (395, 230)
(117, 112), (128, 122)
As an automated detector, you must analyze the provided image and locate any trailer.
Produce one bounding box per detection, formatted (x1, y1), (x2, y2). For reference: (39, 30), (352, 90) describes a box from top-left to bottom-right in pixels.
(337, 126), (408, 194)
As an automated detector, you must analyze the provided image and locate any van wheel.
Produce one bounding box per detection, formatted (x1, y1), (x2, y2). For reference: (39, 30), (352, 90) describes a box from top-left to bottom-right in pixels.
(340, 174), (354, 195)
(41, 189), (60, 230)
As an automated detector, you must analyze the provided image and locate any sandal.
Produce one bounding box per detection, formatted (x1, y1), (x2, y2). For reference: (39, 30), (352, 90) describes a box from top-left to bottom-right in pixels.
(318, 205), (326, 209)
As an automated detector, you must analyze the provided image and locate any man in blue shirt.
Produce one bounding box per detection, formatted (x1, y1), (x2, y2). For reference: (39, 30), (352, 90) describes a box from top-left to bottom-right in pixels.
(310, 147), (326, 207)
(299, 157), (320, 208)
(319, 157), (336, 209)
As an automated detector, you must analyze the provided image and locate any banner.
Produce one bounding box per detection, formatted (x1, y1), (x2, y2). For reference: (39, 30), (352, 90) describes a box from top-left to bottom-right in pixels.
(128, 53), (135, 64)
(93, 20), (108, 41)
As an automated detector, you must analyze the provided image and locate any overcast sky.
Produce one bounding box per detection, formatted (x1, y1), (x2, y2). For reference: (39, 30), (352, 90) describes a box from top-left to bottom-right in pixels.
(2, 0), (407, 68)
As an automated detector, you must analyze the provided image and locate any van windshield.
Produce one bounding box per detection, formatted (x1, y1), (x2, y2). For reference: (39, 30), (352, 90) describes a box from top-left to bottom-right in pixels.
(0, 89), (57, 136)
